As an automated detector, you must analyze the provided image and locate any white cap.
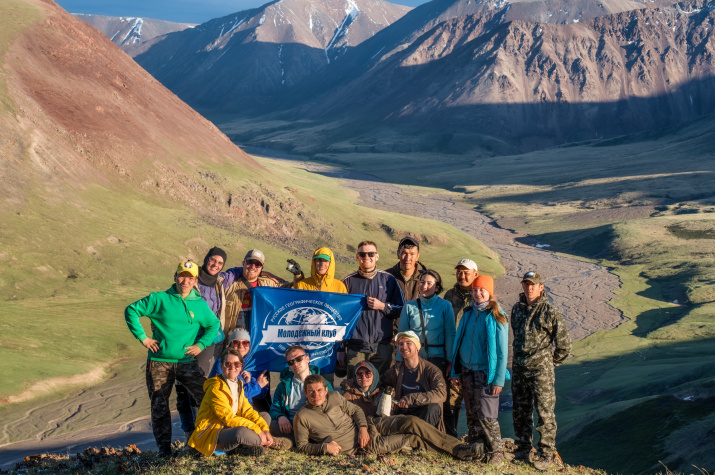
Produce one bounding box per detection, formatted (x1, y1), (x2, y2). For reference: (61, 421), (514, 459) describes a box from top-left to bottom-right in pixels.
(455, 259), (478, 272)
(228, 327), (251, 343)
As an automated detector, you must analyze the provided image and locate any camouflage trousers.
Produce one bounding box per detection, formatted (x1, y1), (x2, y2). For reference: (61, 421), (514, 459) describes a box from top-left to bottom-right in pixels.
(511, 362), (556, 455)
(145, 359), (206, 453)
(462, 369), (503, 453)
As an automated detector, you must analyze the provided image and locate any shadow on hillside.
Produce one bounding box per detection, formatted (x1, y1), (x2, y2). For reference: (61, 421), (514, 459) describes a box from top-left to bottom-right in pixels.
(556, 337), (715, 474)
(514, 225), (616, 260)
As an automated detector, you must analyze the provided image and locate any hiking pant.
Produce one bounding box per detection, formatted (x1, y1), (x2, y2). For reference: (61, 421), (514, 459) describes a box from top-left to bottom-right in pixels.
(512, 362), (556, 455)
(346, 343), (393, 378)
(145, 359), (206, 453)
(269, 418), (296, 444)
(449, 378), (463, 436)
(394, 403), (442, 429)
(372, 415), (461, 456)
(175, 381), (198, 432)
(363, 422), (412, 455)
(217, 426), (261, 453)
(462, 369), (503, 453)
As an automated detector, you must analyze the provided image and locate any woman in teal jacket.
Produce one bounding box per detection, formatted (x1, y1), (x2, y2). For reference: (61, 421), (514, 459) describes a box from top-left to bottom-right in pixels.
(397, 269), (456, 371)
(449, 275), (509, 467)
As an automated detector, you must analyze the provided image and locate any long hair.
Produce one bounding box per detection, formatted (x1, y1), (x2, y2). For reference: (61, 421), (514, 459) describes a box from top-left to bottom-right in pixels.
(486, 297), (508, 326)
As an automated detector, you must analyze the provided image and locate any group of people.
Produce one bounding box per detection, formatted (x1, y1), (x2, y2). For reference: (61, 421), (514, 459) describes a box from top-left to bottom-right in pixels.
(124, 237), (572, 470)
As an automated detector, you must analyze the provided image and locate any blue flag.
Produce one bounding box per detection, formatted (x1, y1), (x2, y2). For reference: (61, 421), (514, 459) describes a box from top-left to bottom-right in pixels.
(245, 287), (365, 372)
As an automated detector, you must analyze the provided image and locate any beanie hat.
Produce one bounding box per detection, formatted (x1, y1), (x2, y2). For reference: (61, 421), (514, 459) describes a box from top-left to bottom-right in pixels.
(394, 330), (422, 352)
(228, 327), (251, 343)
(203, 247), (227, 267)
(472, 275), (494, 296)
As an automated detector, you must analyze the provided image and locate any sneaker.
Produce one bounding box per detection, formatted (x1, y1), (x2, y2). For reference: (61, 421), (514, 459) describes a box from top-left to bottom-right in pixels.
(533, 452), (564, 471)
(489, 451), (505, 468)
(513, 446), (536, 463)
(230, 445), (267, 457)
(453, 442), (485, 461)
(270, 437), (293, 451)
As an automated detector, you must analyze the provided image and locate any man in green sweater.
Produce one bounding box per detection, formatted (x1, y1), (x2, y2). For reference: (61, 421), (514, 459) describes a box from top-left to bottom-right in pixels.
(125, 260), (220, 457)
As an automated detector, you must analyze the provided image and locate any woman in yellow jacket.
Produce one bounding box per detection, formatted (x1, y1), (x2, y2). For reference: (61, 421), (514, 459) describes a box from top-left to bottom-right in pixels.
(293, 247), (347, 293)
(188, 349), (290, 456)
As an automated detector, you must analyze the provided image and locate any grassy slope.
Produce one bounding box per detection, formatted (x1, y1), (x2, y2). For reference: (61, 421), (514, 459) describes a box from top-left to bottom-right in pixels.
(0, 155), (503, 441)
(291, 119), (715, 474)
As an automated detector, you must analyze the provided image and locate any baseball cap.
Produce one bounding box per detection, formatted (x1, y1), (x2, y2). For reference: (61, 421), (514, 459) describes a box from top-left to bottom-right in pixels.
(398, 236), (419, 250)
(394, 330), (422, 351)
(455, 259), (478, 272)
(314, 254), (331, 261)
(176, 260), (199, 277)
(522, 271), (543, 285)
(244, 249), (265, 265)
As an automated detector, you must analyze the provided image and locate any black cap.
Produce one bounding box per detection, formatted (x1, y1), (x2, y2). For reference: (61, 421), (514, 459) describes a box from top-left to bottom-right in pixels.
(398, 236), (419, 250)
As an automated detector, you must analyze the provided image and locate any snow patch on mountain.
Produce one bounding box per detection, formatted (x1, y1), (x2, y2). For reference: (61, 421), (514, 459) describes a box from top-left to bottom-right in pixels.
(118, 18), (143, 46)
(325, 0), (361, 63)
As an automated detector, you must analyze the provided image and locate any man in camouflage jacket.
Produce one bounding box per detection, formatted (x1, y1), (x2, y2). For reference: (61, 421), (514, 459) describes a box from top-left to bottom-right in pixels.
(510, 271), (571, 467)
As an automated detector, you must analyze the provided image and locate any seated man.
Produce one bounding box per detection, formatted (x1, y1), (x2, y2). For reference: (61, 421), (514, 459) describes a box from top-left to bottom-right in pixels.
(382, 331), (447, 431)
(294, 375), (483, 460)
(188, 348), (291, 457)
(268, 345), (333, 441)
(344, 361), (483, 460)
(210, 327), (271, 415)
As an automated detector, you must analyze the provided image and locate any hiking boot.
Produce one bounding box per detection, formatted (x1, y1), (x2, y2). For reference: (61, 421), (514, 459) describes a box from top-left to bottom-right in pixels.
(230, 445), (267, 457)
(157, 447), (174, 458)
(533, 452), (564, 471)
(270, 437), (293, 451)
(513, 446), (536, 463)
(453, 442), (485, 461)
(398, 441), (413, 454)
(489, 451), (505, 468)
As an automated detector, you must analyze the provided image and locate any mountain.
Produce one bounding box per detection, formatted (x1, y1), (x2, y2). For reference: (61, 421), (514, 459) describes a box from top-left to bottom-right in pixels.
(257, 0), (709, 153)
(73, 14), (195, 55)
(132, 0), (411, 112)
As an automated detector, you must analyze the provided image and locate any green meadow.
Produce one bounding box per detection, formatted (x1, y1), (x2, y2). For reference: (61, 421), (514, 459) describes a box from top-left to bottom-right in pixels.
(0, 156), (503, 442)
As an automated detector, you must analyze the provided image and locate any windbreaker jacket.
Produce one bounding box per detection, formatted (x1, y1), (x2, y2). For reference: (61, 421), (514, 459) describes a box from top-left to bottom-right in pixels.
(124, 286), (220, 362)
(294, 248), (348, 293)
(187, 375), (269, 456)
(450, 304), (510, 387)
(397, 295), (456, 360)
(342, 270), (405, 352)
(269, 365), (333, 421)
(511, 292), (572, 370)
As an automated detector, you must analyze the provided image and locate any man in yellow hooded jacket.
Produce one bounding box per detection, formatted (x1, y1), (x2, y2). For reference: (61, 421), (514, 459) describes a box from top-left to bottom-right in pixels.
(293, 247), (347, 293)
(188, 348), (291, 456)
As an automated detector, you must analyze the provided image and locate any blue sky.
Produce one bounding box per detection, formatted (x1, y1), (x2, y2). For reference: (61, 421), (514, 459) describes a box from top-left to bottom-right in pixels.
(55, 0), (422, 24)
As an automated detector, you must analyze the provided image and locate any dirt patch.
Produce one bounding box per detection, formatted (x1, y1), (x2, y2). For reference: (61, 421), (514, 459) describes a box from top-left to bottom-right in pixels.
(1, 363), (110, 405)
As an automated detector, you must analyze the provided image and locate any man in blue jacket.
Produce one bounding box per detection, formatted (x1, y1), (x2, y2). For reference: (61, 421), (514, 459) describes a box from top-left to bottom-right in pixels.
(342, 240), (405, 378)
(268, 345), (333, 442)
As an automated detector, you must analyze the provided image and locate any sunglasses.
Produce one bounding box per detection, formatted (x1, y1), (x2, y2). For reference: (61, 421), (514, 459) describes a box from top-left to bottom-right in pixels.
(357, 252), (377, 258)
(287, 354), (306, 366)
(231, 340), (250, 347)
(245, 261), (263, 268)
(224, 362), (242, 369)
(356, 371), (373, 379)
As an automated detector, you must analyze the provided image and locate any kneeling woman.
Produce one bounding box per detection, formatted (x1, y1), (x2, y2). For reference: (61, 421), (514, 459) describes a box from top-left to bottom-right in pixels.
(189, 349), (288, 456)
(449, 275), (509, 466)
